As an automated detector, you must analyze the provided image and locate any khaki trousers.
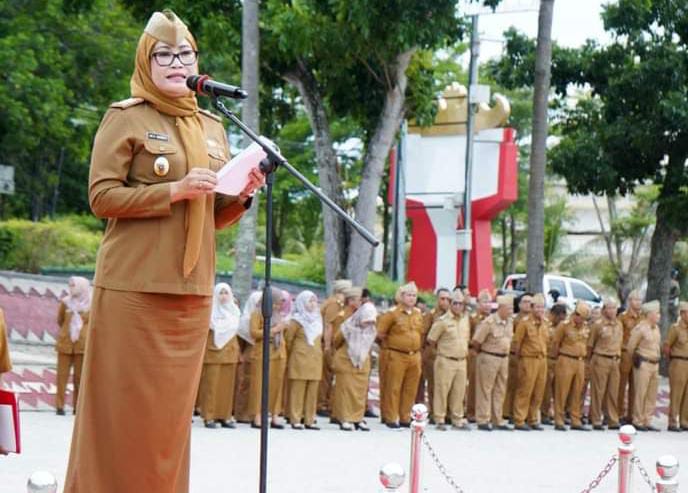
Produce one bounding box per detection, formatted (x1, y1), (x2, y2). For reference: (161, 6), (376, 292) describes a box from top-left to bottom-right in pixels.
(632, 361), (659, 427)
(233, 345), (253, 422)
(432, 356), (467, 425)
(554, 356), (585, 427)
(540, 357), (556, 419)
(513, 356), (546, 426)
(250, 357), (287, 421)
(317, 349), (334, 412)
(56, 352), (84, 411)
(503, 353), (519, 418)
(668, 359), (688, 427)
(618, 351), (635, 421)
(589, 355), (620, 426)
(199, 363), (237, 421)
(475, 353), (508, 426)
(383, 350), (421, 424)
(288, 379), (319, 425)
(466, 351), (477, 420)
(333, 371), (368, 423)
(416, 345), (436, 415)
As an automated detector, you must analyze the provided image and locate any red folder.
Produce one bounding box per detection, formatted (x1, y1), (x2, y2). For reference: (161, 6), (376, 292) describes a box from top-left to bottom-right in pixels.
(0, 389), (20, 454)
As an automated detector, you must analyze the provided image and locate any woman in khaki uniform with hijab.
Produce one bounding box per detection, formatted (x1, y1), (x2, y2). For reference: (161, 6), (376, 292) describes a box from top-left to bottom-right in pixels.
(198, 283), (241, 428)
(55, 276), (91, 416)
(333, 301), (378, 431)
(63, 11), (263, 493)
(285, 290), (323, 429)
(249, 288), (288, 429)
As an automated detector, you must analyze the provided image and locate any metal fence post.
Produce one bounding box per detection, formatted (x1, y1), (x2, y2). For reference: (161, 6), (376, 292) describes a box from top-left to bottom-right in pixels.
(409, 403), (429, 493)
(656, 455), (679, 493)
(379, 463), (406, 493)
(27, 471), (57, 493)
(617, 424), (636, 493)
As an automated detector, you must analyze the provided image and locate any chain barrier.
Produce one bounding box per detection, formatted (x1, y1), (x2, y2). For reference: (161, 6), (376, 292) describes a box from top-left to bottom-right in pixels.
(421, 433), (466, 493)
(578, 455), (618, 493)
(632, 456), (657, 493)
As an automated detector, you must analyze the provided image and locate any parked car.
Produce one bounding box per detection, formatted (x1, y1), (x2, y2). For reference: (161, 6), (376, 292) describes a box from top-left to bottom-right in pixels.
(500, 273), (603, 310)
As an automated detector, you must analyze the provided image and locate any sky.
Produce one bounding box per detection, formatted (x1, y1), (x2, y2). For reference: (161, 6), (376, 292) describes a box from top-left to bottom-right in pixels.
(469, 0), (611, 61)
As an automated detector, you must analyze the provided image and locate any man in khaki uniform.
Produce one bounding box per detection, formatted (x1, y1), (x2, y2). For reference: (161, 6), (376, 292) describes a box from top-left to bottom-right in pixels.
(417, 288), (451, 419)
(377, 282), (425, 428)
(504, 293), (533, 420)
(587, 298), (623, 430)
(627, 300), (661, 431)
(541, 303), (567, 425)
(317, 279), (352, 416)
(512, 294), (548, 430)
(472, 295), (514, 431)
(618, 290), (643, 423)
(663, 301), (688, 431)
(466, 289), (492, 422)
(551, 302), (591, 431)
(427, 291), (471, 430)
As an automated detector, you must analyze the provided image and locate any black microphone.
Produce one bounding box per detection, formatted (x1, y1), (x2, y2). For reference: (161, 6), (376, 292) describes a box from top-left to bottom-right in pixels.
(186, 75), (248, 99)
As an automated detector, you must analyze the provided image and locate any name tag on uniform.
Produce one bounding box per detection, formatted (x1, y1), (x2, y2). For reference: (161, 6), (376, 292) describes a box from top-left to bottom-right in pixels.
(147, 131), (169, 142)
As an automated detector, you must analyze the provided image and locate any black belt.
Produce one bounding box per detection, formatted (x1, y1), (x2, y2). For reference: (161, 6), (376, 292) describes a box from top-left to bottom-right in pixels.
(439, 354), (466, 361)
(594, 353), (621, 361)
(548, 356), (557, 361)
(387, 347), (419, 356)
(559, 352), (585, 361)
(521, 354), (544, 359)
(481, 350), (508, 358)
(637, 355), (659, 365)
(671, 355), (688, 361)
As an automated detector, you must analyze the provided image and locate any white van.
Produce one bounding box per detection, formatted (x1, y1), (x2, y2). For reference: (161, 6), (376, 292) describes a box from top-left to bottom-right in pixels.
(501, 273), (603, 310)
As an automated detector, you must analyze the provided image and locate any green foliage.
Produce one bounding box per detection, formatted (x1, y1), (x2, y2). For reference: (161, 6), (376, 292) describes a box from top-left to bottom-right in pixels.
(0, 217), (101, 272)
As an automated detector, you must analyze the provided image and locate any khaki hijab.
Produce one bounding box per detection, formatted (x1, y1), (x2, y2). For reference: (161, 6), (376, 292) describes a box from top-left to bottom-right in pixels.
(131, 10), (209, 278)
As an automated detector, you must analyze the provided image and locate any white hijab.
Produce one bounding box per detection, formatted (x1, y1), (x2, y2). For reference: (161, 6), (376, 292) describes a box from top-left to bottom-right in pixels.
(210, 283), (241, 349)
(341, 302), (378, 369)
(238, 291), (262, 344)
(292, 290), (323, 346)
(62, 276), (91, 343)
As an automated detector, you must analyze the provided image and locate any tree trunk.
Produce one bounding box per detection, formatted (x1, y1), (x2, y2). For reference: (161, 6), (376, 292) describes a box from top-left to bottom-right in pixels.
(645, 202), (677, 336)
(51, 147), (65, 217)
(346, 48), (416, 286)
(284, 60), (347, 292)
(525, 0), (555, 294)
(232, 0), (260, 304)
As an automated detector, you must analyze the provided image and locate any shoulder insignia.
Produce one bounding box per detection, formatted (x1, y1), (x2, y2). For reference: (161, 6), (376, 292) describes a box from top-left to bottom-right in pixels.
(198, 108), (222, 122)
(110, 97), (145, 109)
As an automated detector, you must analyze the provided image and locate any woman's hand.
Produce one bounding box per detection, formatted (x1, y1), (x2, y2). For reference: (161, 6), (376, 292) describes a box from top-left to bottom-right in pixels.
(170, 168), (218, 203)
(238, 167), (266, 203)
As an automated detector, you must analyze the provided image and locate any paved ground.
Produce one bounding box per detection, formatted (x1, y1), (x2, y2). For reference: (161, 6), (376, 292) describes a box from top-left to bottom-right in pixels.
(2, 410), (686, 493)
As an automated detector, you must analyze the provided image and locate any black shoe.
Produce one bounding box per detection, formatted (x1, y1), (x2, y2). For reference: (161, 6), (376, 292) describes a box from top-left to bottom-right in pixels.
(428, 417), (436, 425)
(571, 425), (591, 431)
(634, 424), (648, 432)
(593, 424), (605, 430)
(496, 424), (513, 431)
(355, 421), (370, 431)
(515, 424), (531, 431)
(270, 422), (285, 429)
(204, 421), (219, 429)
(364, 409), (379, 419)
(219, 420), (236, 429)
(291, 423), (304, 430)
(329, 418), (341, 425)
(681, 425), (688, 432)
(56, 408), (66, 416)
(340, 422), (354, 431)
(608, 423), (620, 430)
(667, 425), (681, 432)
(530, 424), (544, 431)
(251, 422), (261, 429)
(193, 408), (201, 417)
(541, 417), (553, 425)
(478, 423), (493, 431)
(555, 424), (567, 431)
(467, 417), (476, 423)
(316, 410), (330, 417)
(305, 424), (320, 430)
(646, 425), (660, 432)
(399, 422), (411, 428)
(386, 422), (400, 429)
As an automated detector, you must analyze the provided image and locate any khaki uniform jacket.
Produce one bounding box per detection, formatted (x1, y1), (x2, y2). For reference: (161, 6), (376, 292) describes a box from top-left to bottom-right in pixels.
(618, 309), (642, 347)
(427, 312), (470, 359)
(472, 313), (513, 354)
(552, 320), (589, 358)
(285, 319), (323, 380)
(250, 311), (287, 361)
(0, 309), (11, 373)
(665, 320), (688, 358)
(469, 311), (489, 338)
(513, 315), (549, 357)
(89, 100), (249, 297)
(55, 302), (89, 355)
(588, 317), (623, 357)
(627, 322), (661, 361)
(203, 331), (240, 365)
(377, 305), (425, 352)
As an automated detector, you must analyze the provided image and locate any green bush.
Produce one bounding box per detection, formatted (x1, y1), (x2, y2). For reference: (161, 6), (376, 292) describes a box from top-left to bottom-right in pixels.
(0, 217), (102, 273)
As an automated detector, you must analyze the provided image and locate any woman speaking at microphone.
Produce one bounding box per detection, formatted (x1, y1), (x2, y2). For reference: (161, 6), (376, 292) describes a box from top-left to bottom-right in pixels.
(63, 10), (263, 493)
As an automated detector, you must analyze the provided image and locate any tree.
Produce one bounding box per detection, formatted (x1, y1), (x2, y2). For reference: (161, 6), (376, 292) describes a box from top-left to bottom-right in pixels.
(525, 0), (555, 294)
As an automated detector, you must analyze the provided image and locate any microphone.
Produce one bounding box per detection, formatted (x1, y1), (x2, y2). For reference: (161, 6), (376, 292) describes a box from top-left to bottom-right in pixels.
(186, 75), (248, 99)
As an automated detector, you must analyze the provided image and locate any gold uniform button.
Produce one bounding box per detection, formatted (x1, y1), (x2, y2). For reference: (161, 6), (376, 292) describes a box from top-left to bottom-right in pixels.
(154, 156), (170, 176)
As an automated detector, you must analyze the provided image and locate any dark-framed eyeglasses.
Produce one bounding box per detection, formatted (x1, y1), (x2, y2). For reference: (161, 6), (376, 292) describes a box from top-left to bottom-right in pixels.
(451, 301), (464, 306)
(151, 49), (198, 67)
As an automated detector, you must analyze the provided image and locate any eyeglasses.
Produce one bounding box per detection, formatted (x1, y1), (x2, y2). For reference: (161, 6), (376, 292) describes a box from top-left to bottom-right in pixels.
(151, 49), (198, 67)
(452, 301), (464, 306)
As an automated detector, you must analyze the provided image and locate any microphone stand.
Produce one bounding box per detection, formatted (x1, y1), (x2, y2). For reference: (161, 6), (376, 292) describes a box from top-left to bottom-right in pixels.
(211, 97), (378, 493)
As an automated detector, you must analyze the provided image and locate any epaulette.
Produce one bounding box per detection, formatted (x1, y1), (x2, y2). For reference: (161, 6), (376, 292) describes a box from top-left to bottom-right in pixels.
(110, 97), (145, 109)
(198, 108), (222, 122)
